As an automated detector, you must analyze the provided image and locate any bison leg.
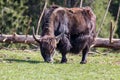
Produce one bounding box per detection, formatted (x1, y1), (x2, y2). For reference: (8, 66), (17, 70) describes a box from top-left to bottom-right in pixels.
(57, 35), (71, 63)
(61, 52), (67, 63)
(80, 46), (89, 64)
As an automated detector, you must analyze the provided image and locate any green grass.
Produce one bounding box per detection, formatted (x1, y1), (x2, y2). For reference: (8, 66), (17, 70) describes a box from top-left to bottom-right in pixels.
(0, 49), (120, 80)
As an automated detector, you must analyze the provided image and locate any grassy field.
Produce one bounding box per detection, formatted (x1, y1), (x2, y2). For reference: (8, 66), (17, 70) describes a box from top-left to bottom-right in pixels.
(0, 49), (120, 80)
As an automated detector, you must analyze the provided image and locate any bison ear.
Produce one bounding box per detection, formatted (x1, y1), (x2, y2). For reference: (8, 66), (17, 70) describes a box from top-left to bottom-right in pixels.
(55, 33), (64, 43)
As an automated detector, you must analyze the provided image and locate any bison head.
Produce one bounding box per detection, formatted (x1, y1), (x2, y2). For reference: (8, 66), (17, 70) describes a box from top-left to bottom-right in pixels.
(33, 27), (62, 63)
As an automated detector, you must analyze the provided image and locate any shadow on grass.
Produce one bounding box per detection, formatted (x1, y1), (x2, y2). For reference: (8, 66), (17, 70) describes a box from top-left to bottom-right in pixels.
(4, 58), (66, 64)
(4, 59), (44, 64)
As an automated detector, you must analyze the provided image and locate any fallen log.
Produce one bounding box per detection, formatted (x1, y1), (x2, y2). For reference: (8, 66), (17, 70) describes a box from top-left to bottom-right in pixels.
(94, 38), (120, 49)
(0, 34), (120, 49)
(0, 34), (38, 44)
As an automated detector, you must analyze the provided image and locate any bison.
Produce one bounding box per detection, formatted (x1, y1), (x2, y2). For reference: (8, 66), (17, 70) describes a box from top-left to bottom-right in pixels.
(33, 5), (96, 64)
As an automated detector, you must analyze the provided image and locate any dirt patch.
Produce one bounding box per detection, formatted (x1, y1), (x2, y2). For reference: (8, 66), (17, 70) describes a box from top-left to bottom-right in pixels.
(115, 61), (120, 65)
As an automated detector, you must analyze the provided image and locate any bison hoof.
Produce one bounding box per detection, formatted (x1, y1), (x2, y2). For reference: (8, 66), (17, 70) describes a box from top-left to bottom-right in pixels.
(80, 61), (87, 64)
(61, 61), (67, 64)
(61, 59), (67, 63)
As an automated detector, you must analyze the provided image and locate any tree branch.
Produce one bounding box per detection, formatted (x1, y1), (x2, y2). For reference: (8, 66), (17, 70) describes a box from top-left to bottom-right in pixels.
(96, 0), (112, 37)
(36, 0), (48, 35)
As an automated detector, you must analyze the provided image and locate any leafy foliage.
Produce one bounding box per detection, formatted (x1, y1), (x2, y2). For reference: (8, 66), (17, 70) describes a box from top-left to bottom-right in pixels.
(0, 0), (29, 34)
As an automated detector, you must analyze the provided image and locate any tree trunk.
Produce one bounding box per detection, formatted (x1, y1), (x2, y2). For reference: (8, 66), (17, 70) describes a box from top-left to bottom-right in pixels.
(80, 0), (83, 7)
(0, 35), (120, 49)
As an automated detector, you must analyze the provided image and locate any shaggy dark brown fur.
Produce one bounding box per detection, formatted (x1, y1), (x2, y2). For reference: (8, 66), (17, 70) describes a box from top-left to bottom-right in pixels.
(33, 5), (96, 64)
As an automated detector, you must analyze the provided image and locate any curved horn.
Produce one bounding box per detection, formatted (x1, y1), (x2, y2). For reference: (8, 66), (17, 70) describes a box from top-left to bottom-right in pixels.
(33, 27), (41, 43)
